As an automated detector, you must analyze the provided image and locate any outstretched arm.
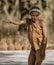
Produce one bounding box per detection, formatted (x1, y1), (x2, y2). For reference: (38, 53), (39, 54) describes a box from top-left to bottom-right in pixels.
(6, 20), (26, 25)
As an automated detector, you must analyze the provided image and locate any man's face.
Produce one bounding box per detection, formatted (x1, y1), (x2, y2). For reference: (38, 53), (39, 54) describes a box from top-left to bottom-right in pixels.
(30, 11), (40, 22)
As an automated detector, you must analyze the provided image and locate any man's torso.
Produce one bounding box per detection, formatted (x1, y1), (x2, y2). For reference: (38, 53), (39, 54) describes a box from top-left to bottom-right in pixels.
(26, 18), (43, 50)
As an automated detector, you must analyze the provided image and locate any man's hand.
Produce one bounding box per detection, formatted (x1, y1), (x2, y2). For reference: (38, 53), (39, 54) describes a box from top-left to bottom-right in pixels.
(44, 37), (47, 44)
(5, 20), (18, 25)
(5, 20), (14, 24)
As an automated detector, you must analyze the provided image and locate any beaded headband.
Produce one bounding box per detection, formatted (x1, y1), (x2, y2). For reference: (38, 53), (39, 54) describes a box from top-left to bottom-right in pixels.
(30, 8), (40, 14)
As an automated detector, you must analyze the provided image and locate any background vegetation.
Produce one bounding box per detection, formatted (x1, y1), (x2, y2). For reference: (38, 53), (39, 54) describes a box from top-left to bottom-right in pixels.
(0, 0), (54, 50)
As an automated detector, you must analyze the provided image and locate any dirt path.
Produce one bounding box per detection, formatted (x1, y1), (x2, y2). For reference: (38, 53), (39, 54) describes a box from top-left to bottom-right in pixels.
(0, 50), (54, 65)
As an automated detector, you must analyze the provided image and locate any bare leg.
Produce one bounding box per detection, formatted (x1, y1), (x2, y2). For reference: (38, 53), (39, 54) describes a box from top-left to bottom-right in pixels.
(35, 49), (43, 65)
(28, 50), (36, 65)
(36, 61), (42, 65)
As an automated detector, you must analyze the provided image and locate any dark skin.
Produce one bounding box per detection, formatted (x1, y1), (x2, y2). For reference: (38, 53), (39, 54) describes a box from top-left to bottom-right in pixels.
(6, 11), (47, 65)
(8, 12), (47, 43)
(6, 11), (47, 50)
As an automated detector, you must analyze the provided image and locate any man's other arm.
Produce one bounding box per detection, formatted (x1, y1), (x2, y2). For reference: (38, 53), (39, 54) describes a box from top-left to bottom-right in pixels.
(40, 21), (47, 58)
(42, 21), (47, 44)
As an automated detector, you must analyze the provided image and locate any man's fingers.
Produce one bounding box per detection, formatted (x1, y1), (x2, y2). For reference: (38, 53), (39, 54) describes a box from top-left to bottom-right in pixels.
(5, 20), (11, 23)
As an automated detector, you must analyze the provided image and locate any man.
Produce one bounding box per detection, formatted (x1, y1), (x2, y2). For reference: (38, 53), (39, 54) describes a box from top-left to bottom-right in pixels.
(7, 6), (47, 65)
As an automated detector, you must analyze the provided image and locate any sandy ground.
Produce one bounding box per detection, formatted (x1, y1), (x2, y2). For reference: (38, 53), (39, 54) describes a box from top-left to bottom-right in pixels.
(0, 50), (54, 65)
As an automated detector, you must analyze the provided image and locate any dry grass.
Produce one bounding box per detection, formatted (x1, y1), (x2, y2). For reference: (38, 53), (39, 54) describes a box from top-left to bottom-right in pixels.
(0, 33), (31, 50)
(0, 34), (54, 50)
